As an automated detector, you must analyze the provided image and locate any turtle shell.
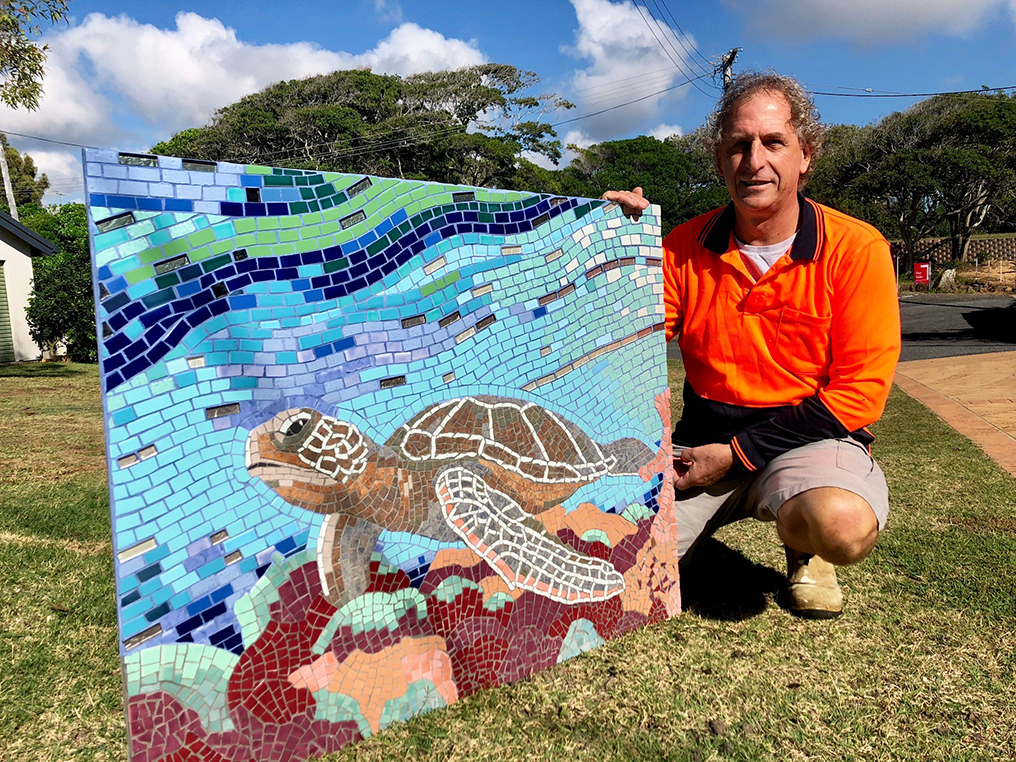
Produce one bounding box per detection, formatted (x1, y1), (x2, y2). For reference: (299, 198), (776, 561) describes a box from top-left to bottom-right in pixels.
(385, 396), (615, 483)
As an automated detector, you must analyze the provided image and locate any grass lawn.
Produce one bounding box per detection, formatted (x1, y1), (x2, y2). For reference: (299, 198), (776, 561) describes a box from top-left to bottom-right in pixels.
(1, 361), (1014, 761)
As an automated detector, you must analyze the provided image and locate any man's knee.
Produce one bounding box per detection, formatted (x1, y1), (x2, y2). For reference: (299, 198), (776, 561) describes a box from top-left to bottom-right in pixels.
(779, 487), (879, 565)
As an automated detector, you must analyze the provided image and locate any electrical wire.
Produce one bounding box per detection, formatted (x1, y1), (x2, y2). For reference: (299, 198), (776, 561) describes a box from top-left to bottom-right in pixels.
(630, 0), (716, 99)
(653, 0), (716, 72)
(809, 85), (1016, 98)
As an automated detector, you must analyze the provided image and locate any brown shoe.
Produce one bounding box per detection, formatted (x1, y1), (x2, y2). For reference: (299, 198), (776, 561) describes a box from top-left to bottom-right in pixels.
(785, 548), (843, 619)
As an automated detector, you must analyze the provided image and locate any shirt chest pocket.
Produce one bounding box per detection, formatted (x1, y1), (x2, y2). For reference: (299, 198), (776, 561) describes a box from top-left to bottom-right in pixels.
(772, 306), (832, 377)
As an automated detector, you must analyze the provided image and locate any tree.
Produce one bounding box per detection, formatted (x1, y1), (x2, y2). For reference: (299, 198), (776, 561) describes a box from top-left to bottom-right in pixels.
(0, 133), (48, 212)
(809, 95), (1016, 265)
(550, 132), (726, 235)
(22, 203), (95, 362)
(0, 1), (69, 109)
(151, 65), (573, 190)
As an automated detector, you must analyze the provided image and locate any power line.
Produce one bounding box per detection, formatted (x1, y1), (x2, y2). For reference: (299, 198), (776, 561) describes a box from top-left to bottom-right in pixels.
(255, 71), (716, 167)
(630, 0), (716, 99)
(809, 85), (1016, 98)
(646, 0), (716, 77)
(0, 128), (102, 150)
(653, 0), (716, 72)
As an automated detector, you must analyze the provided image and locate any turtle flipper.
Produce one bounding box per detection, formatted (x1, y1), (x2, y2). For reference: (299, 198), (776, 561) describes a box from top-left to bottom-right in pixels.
(601, 437), (656, 476)
(318, 514), (383, 607)
(434, 466), (625, 604)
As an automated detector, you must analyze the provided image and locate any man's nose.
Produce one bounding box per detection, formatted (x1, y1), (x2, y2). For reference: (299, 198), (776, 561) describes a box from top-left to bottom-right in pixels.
(745, 140), (766, 172)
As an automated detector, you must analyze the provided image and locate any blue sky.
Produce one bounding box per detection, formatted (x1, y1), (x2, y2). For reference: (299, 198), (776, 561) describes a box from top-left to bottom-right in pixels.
(4, 0), (1015, 201)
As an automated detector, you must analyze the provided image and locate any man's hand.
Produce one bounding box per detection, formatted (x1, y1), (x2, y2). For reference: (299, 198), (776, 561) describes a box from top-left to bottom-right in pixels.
(674, 444), (734, 491)
(601, 186), (650, 221)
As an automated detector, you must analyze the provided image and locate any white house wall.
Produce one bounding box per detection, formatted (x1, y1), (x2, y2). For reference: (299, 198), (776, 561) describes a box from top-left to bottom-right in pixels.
(0, 237), (42, 361)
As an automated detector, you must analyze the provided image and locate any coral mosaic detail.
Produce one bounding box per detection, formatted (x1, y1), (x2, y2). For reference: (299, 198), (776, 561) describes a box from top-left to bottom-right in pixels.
(84, 148), (677, 761)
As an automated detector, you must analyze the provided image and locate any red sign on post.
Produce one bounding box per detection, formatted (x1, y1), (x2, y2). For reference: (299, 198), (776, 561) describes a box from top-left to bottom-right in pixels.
(914, 262), (931, 287)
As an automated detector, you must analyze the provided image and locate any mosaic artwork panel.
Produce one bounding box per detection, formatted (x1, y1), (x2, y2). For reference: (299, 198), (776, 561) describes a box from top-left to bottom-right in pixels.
(83, 148), (677, 761)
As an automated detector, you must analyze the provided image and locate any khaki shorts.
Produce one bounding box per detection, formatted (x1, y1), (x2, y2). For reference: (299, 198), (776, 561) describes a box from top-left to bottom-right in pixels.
(673, 438), (890, 562)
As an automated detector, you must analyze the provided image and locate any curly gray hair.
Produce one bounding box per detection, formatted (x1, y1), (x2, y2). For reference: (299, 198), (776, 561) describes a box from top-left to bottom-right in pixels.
(705, 70), (825, 185)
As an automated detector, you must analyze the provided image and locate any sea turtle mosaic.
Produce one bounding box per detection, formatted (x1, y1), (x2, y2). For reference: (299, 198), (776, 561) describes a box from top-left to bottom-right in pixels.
(245, 396), (658, 607)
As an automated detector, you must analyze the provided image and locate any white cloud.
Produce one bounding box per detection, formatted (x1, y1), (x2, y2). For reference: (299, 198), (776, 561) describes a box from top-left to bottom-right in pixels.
(648, 123), (682, 140)
(722, 0), (1007, 42)
(0, 11), (487, 203)
(563, 0), (704, 139)
(374, 0), (404, 23)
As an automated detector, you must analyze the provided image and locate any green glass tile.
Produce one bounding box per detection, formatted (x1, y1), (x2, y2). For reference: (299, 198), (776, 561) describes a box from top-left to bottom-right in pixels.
(307, 200), (320, 213)
(125, 266), (154, 285)
(290, 201), (309, 214)
(323, 257), (349, 274)
(300, 188), (315, 200)
(189, 228), (215, 247)
(138, 247), (164, 265)
(188, 246), (211, 262)
(263, 175), (294, 186)
(295, 176), (308, 186)
(272, 242), (296, 256)
(234, 218), (257, 234)
(201, 254), (231, 273)
(314, 184), (334, 198)
(154, 272), (179, 289)
(279, 216), (302, 230)
(210, 240), (233, 255)
(256, 217), (280, 231)
(279, 229), (300, 243)
(245, 165), (271, 175)
(161, 238), (190, 257)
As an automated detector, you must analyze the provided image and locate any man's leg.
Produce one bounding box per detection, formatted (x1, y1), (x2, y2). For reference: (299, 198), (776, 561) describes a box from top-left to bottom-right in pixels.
(776, 487), (879, 566)
(748, 438), (890, 618)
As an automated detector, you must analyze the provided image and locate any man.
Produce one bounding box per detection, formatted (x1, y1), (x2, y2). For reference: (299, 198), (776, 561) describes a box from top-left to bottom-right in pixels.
(605, 71), (900, 618)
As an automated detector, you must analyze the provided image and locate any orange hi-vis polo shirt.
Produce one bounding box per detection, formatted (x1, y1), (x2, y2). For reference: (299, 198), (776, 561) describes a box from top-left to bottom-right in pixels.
(664, 195), (902, 472)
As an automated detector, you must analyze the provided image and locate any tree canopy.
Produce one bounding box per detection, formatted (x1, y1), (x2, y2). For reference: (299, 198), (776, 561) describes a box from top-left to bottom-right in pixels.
(0, 133), (49, 214)
(0, 0), (68, 110)
(152, 65), (573, 190)
(22, 202), (95, 362)
(809, 93), (1016, 265)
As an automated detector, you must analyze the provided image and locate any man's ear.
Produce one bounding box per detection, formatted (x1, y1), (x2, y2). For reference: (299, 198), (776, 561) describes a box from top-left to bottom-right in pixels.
(800, 142), (813, 177)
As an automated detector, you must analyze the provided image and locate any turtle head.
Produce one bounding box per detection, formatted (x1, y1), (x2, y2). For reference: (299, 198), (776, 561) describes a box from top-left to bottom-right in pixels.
(245, 407), (373, 509)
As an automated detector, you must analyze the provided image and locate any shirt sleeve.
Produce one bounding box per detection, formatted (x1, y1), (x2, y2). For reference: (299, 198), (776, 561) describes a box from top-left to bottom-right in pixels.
(730, 237), (901, 471)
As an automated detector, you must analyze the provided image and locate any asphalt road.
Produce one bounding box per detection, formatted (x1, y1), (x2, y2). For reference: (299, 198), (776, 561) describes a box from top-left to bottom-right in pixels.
(898, 293), (1016, 361)
(665, 293), (1016, 362)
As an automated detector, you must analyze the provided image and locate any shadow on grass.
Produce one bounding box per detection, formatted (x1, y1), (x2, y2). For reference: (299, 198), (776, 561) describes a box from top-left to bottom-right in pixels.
(0, 362), (93, 378)
(679, 538), (785, 621)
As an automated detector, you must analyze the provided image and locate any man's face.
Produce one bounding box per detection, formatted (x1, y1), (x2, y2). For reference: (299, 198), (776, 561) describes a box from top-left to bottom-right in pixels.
(715, 91), (812, 219)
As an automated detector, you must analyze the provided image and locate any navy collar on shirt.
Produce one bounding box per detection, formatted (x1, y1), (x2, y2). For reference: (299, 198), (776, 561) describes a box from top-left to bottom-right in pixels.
(697, 193), (824, 261)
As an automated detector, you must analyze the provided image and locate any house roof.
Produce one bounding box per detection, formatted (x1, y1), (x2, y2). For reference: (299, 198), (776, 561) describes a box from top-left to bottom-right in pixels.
(0, 210), (57, 257)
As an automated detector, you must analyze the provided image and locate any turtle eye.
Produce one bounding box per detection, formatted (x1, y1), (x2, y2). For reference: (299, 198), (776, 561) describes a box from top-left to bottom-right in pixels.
(280, 413), (313, 440)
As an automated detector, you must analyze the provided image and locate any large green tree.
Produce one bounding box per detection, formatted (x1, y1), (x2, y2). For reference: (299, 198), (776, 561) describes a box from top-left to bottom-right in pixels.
(549, 132), (726, 235)
(0, 133), (49, 213)
(0, 0), (68, 109)
(809, 94), (1016, 265)
(152, 65), (573, 190)
(22, 202), (95, 362)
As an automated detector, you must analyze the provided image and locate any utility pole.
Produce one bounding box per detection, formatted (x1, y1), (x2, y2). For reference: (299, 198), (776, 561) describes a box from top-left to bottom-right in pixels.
(720, 48), (741, 92)
(0, 140), (17, 221)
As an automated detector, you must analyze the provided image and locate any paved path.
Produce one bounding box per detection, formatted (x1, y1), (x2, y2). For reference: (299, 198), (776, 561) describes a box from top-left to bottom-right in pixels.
(895, 350), (1016, 477)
